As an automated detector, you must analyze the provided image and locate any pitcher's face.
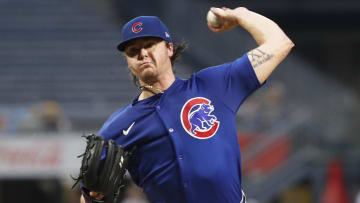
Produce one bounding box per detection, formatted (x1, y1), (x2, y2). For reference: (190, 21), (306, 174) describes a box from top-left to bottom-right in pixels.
(124, 37), (173, 84)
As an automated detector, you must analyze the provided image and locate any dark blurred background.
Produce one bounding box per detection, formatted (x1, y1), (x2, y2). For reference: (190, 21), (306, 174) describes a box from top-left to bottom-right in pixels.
(0, 0), (359, 202)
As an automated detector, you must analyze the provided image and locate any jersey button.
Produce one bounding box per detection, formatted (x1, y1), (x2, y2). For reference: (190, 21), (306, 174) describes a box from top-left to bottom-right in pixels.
(156, 105), (160, 110)
(179, 154), (183, 160)
(169, 128), (174, 133)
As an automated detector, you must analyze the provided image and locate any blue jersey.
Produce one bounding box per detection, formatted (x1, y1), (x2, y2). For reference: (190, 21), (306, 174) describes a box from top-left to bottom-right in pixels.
(99, 54), (262, 203)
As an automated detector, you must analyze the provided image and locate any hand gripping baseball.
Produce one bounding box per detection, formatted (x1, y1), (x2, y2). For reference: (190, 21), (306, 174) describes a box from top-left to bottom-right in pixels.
(207, 7), (245, 33)
(71, 134), (135, 203)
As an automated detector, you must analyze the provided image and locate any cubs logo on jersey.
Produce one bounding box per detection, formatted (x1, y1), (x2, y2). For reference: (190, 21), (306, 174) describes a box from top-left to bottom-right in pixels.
(180, 97), (220, 139)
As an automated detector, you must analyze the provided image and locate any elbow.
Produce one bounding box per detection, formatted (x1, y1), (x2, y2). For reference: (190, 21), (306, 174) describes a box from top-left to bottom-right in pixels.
(280, 34), (294, 48)
(285, 37), (295, 50)
(267, 34), (294, 52)
(273, 37), (294, 59)
(288, 39), (295, 49)
(280, 37), (295, 55)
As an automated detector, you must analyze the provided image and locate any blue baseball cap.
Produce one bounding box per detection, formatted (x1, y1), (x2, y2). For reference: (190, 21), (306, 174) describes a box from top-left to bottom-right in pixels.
(117, 16), (173, 52)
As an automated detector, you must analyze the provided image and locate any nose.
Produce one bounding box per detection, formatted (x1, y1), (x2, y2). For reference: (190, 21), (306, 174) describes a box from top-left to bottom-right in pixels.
(138, 47), (148, 59)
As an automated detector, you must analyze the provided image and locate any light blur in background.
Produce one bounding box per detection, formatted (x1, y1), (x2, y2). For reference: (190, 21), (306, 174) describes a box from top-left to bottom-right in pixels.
(0, 0), (359, 202)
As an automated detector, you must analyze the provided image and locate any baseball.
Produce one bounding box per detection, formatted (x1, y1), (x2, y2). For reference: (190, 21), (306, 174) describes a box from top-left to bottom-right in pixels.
(207, 10), (222, 28)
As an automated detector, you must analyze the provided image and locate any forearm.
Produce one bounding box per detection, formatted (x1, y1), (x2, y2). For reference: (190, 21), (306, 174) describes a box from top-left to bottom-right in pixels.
(235, 8), (294, 83)
(209, 7), (294, 83)
(234, 8), (292, 46)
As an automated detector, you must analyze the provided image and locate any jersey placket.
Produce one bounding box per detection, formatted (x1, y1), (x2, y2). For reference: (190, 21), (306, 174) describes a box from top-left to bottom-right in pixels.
(155, 97), (192, 203)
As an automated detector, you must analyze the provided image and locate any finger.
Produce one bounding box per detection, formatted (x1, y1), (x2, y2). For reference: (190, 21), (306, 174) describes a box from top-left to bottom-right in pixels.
(96, 194), (105, 200)
(89, 192), (104, 200)
(80, 195), (86, 203)
(90, 192), (98, 197)
(210, 7), (225, 17)
(207, 23), (222, 33)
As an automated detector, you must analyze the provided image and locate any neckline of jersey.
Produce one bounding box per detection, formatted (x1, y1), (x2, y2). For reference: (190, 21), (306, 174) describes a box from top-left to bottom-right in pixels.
(131, 77), (181, 106)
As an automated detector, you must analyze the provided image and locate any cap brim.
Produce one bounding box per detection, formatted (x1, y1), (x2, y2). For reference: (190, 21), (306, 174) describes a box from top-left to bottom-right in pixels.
(117, 41), (129, 52)
(117, 35), (170, 52)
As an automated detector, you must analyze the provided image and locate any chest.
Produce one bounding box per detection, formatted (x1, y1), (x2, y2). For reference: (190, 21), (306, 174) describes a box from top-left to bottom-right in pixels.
(109, 106), (169, 148)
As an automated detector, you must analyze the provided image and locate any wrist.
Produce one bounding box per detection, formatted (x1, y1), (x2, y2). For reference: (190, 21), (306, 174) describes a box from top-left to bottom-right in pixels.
(234, 7), (250, 26)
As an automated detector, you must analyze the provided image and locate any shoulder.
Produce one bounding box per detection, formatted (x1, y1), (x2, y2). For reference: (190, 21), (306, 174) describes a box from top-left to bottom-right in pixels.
(106, 105), (129, 124)
(98, 105), (130, 136)
(195, 54), (250, 77)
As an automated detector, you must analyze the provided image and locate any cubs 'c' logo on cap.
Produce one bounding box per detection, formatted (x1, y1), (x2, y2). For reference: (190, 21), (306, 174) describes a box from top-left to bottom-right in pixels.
(180, 97), (220, 139)
(132, 22), (143, 33)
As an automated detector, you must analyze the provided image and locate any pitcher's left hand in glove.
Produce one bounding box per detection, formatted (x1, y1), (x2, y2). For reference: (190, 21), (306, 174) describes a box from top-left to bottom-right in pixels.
(72, 134), (132, 203)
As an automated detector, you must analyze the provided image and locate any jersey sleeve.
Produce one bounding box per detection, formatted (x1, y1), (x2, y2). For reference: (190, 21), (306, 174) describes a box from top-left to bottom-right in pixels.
(98, 107), (126, 140)
(194, 54), (263, 113)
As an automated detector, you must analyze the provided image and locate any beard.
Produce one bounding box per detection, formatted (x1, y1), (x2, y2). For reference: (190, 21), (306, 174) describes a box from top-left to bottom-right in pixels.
(141, 74), (158, 84)
(131, 67), (159, 86)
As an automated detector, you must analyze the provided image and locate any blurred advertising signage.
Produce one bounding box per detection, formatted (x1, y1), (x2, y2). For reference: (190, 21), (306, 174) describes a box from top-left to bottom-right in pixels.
(0, 135), (83, 179)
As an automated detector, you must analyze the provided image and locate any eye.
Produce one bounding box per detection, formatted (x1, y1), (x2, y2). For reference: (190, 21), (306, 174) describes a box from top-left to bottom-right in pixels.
(126, 47), (139, 57)
(144, 41), (156, 49)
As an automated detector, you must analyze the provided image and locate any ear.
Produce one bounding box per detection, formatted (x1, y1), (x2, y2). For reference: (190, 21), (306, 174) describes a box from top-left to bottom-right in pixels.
(167, 42), (174, 58)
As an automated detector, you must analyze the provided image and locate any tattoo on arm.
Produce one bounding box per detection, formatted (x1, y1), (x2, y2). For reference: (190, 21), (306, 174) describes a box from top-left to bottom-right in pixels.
(248, 49), (274, 69)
